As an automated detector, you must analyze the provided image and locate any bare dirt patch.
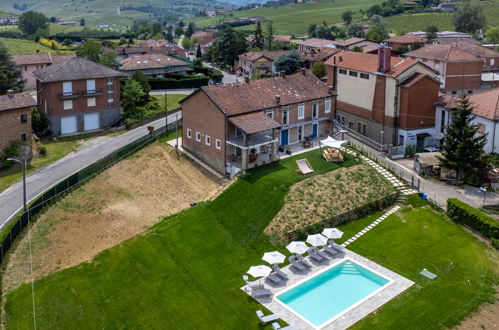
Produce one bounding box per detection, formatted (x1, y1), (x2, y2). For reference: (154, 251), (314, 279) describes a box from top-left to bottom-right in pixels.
(455, 286), (498, 330)
(2, 142), (222, 293)
(265, 164), (395, 243)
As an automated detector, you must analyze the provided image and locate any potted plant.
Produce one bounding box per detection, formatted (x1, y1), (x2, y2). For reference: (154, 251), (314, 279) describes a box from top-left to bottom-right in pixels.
(405, 145), (416, 158)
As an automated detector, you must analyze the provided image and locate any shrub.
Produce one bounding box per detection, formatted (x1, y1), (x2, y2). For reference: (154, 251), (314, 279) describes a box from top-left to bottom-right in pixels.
(447, 198), (499, 241)
(192, 66), (223, 83)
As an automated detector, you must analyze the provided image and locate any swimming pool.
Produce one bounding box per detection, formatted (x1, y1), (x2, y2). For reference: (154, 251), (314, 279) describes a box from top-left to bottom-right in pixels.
(276, 259), (391, 329)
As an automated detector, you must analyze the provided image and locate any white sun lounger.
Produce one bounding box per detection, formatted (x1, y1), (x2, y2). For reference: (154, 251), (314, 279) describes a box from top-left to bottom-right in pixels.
(256, 310), (280, 324)
(253, 288), (273, 298)
(322, 245), (338, 256)
(296, 254), (312, 268)
(243, 275), (262, 290)
(296, 159), (314, 175)
(288, 255), (305, 271)
(307, 248), (325, 262)
(273, 264), (289, 280)
(267, 273), (282, 284)
(272, 322), (294, 330)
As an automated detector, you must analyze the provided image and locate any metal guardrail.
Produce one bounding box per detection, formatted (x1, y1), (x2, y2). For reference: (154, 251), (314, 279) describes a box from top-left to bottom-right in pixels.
(0, 119), (182, 264)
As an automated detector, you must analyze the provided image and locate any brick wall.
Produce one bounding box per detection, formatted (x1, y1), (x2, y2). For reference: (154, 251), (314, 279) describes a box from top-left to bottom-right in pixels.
(444, 61), (482, 91)
(398, 76), (439, 129)
(0, 107), (32, 152)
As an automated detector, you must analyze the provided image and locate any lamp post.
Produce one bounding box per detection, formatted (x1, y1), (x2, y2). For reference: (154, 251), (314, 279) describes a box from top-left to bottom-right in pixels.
(479, 186), (487, 207)
(7, 157), (27, 211)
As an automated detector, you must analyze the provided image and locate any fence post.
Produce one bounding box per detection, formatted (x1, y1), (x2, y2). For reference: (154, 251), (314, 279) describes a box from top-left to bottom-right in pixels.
(417, 178), (420, 192)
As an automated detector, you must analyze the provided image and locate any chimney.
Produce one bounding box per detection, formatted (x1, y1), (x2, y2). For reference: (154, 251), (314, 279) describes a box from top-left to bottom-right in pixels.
(279, 71), (286, 78)
(275, 95), (281, 105)
(7, 90), (14, 98)
(244, 76), (250, 83)
(377, 46), (392, 73)
(301, 67), (306, 75)
(328, 86), (334, 95)
(338, 56), (343, 62)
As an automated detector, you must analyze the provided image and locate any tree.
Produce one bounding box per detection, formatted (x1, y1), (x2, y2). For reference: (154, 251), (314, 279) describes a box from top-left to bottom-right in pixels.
(366, 4), (383, 17)
(99, 51), (117, 67)
(351, 46), (363, 52)
(307, 23), (317, 37)
(370, 15), (387, 31)
(215, 28), (247, 68)
(121, 79), (146, 121)
(0, 41), (24, 94)
(131, 71), (150, 105)
(18, 11), (49, 36)
(274, 51), (301, 74)
(31, 107), (49, 134)
(76, 40), (102, 62)
(265, 21), (274, 50)
(485, 26), (499, 45)
(178, 20), (185, 27)
(196, 43), (202, 58)
(453, 4), (486, 34)
(185, 22), (195, 38)
(314, 25), (330, 39)
(175, 26), (183, 37)
(165, 28), (174, 42)
(253, 22), (265, 49)
(347, 22), (365, 38)
(118, 36), (127, 45)
(311, 62), (326, 78)
(80, 18), (85, 26)
(152, 22), (162, 35)
(439, 96), (490, 182)
(425, 25), (438, 41)
(341, 11), (353, 24)
(182, 37), (193, 49)
(366, 26), (388, 42)
(63, 38), (72, 46)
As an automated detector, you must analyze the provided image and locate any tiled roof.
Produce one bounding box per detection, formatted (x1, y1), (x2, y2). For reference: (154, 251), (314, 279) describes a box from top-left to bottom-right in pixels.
(405, 44), (478, 61)
(229, 112), (281, 134)
(384, 34), (426, 45)
(141, 39), (170, 48)
(33, 57), (125, 83)
(274, 35), (292, 43)
(325, 51), (423, 77)
(120, 54), (188, 70)
(238, 50), (292, 62)
(12, 53), (76, 66)
(296, 38), (332, 48)
(0, 93), (36, 112)
(452, 42), (498, 57)
(51, 54), (77, 64)
(470, 88), (499, 120)
(328, 37), (366, 47)
(199, 71), (331, 116)
(302, 48), (340, 62)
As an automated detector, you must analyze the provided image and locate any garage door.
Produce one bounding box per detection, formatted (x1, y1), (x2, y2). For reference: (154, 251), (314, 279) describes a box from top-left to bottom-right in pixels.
(84, 113), (100, 131)
(61, 116), (77, 135)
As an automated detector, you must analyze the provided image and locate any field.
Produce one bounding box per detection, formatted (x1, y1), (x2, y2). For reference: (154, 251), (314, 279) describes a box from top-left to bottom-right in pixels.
(265, 164), (395, 242)
(0, 23), (90, 34)
(3, 149), (498, 329)
(385, 13), (454, 33)
(0, 37), (57, 54)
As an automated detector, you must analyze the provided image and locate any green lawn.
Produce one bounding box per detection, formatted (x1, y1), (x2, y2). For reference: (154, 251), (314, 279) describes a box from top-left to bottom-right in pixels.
(0, 38), (57, 55)
(4, 147), (498, 329)
(385, 13), (454, 33)
(151, 94), (184, 111)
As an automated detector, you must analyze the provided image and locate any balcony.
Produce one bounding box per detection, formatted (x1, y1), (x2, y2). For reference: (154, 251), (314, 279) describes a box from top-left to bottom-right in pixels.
(59, 92), (79, 100)
(226, 132), (277, 149)
(82, 88), (103, 97)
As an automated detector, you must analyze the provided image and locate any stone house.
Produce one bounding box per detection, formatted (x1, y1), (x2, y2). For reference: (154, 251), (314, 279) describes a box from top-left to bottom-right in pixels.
(0, 92), (36, 155)
(33, 57), (125, 136)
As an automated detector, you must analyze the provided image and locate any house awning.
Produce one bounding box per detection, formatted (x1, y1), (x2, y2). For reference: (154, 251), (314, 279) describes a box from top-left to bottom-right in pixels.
(417, 132), (431, 138)
(229, 112), (281, 135)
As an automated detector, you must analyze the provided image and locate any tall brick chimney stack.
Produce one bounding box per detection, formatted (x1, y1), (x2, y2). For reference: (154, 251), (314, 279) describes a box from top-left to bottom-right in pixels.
(377, 45), (392, 73)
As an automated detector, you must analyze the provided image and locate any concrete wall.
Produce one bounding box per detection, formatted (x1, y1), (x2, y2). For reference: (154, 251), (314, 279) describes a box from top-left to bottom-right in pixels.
(336, 69), (375, 110)
(49, 108), (121, 136)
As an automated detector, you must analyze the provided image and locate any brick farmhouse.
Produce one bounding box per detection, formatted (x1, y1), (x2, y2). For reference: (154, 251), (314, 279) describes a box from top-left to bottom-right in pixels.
(181, 71), (334, 175)
(33, 57), (125, 136)
(0, 92), (36, 155)
(326, 47), (441, 153)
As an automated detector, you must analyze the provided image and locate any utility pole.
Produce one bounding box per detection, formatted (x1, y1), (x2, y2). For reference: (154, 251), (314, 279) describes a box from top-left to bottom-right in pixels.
(165, 93), (168, 137)
(8, 157), (27, 211)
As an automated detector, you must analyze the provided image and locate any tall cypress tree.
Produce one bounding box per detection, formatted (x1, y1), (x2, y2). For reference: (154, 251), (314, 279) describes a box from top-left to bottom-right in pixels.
(439, 96), (490, 182)
(196, 43), (202, 58)
(0, 41), (24, 94)
(253, 22), (264, 49)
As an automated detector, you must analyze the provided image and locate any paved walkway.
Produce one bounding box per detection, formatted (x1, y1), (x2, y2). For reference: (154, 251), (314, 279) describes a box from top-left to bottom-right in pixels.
(0, 113), (181, 230)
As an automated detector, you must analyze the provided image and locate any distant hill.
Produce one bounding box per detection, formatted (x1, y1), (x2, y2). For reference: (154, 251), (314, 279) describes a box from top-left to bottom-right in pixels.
(0, 0), (235, 29)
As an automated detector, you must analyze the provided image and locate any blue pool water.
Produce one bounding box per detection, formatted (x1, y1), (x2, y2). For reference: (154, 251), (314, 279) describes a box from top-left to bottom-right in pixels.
(277, 260), (389, 327)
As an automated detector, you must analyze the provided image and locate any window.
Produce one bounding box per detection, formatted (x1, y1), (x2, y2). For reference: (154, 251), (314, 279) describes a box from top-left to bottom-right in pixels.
(451, 91), (457, 95)
(205, 135), (211, 145)
(467, 90), (473, 95)
(337, 115), (345, 124)
(298, 126), (303, 141)
(440, 110), (446, 133)
(266, 110), (274, 119)
(312, 103), (318, 118)
(216, 139), (221, 150)
(86, 79), (96, 93)
(107, 99), (114, 108)
(236, 127), (243, 136)
(339, 69), (347, 75)
(107, 78), (114, 84)
(399, 135), (405, 146)
(63, 81), (72, 95)
(196, 132), (201, 142)
(63, 100), (73, 110)
(20, 114), (28, 123)
(477, 123), (486, 134)
(107, 83), (113, 92)
(297, 104), (305, 120)
(325, 99), (331, 113)
(349, 71), (358, 77)
(21, 134), (27, 142)
(283, 110), (289, 125)
(357, 121), (367, 135)
(24, 66), (27, 71)
(360, 73), (369, 79)
(87, 97), (96, 107)
(348, 122), (354, 130)
(187, 128), (192, 138)
(491, 59), (495, 66)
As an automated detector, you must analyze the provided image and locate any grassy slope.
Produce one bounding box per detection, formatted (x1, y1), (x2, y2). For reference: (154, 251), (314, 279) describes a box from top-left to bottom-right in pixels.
(5, 150), (358, 328)
(151, 94), (185, 111)
(0, 38), (57, 54)
(385, 13), (454, 33)
(5, 151), (498, 329)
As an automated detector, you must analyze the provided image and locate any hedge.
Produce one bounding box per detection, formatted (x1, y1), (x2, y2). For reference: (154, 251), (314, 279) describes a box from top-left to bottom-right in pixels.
(148, 76), (210, 89)
(193, 66), (223, 83)
(447, 198), (499, 242)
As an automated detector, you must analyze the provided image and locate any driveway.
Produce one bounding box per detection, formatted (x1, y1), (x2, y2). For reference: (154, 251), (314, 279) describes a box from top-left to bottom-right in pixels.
(0, 112), (182, 229)
(202, 61), (239, 84)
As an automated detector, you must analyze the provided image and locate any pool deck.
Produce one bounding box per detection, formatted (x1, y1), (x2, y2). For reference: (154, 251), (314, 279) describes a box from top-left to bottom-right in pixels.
(241, 248), (414, 329)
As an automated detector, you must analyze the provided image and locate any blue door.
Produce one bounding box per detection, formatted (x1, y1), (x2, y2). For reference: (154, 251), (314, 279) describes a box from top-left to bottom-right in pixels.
(312, 124), (318, 138)
(281, 129), (289, 146)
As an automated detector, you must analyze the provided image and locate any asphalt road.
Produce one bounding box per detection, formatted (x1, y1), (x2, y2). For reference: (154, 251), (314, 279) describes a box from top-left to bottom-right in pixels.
(0, 112), (182, 230)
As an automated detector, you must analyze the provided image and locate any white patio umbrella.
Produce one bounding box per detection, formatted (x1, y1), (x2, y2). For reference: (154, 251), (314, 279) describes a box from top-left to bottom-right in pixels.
(286, 241), (309, 255)
(262, 251), (286, 265)
(322, 228), (344, 240)
(247, 265), (272, 278)
(306, 234), (328, 247)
